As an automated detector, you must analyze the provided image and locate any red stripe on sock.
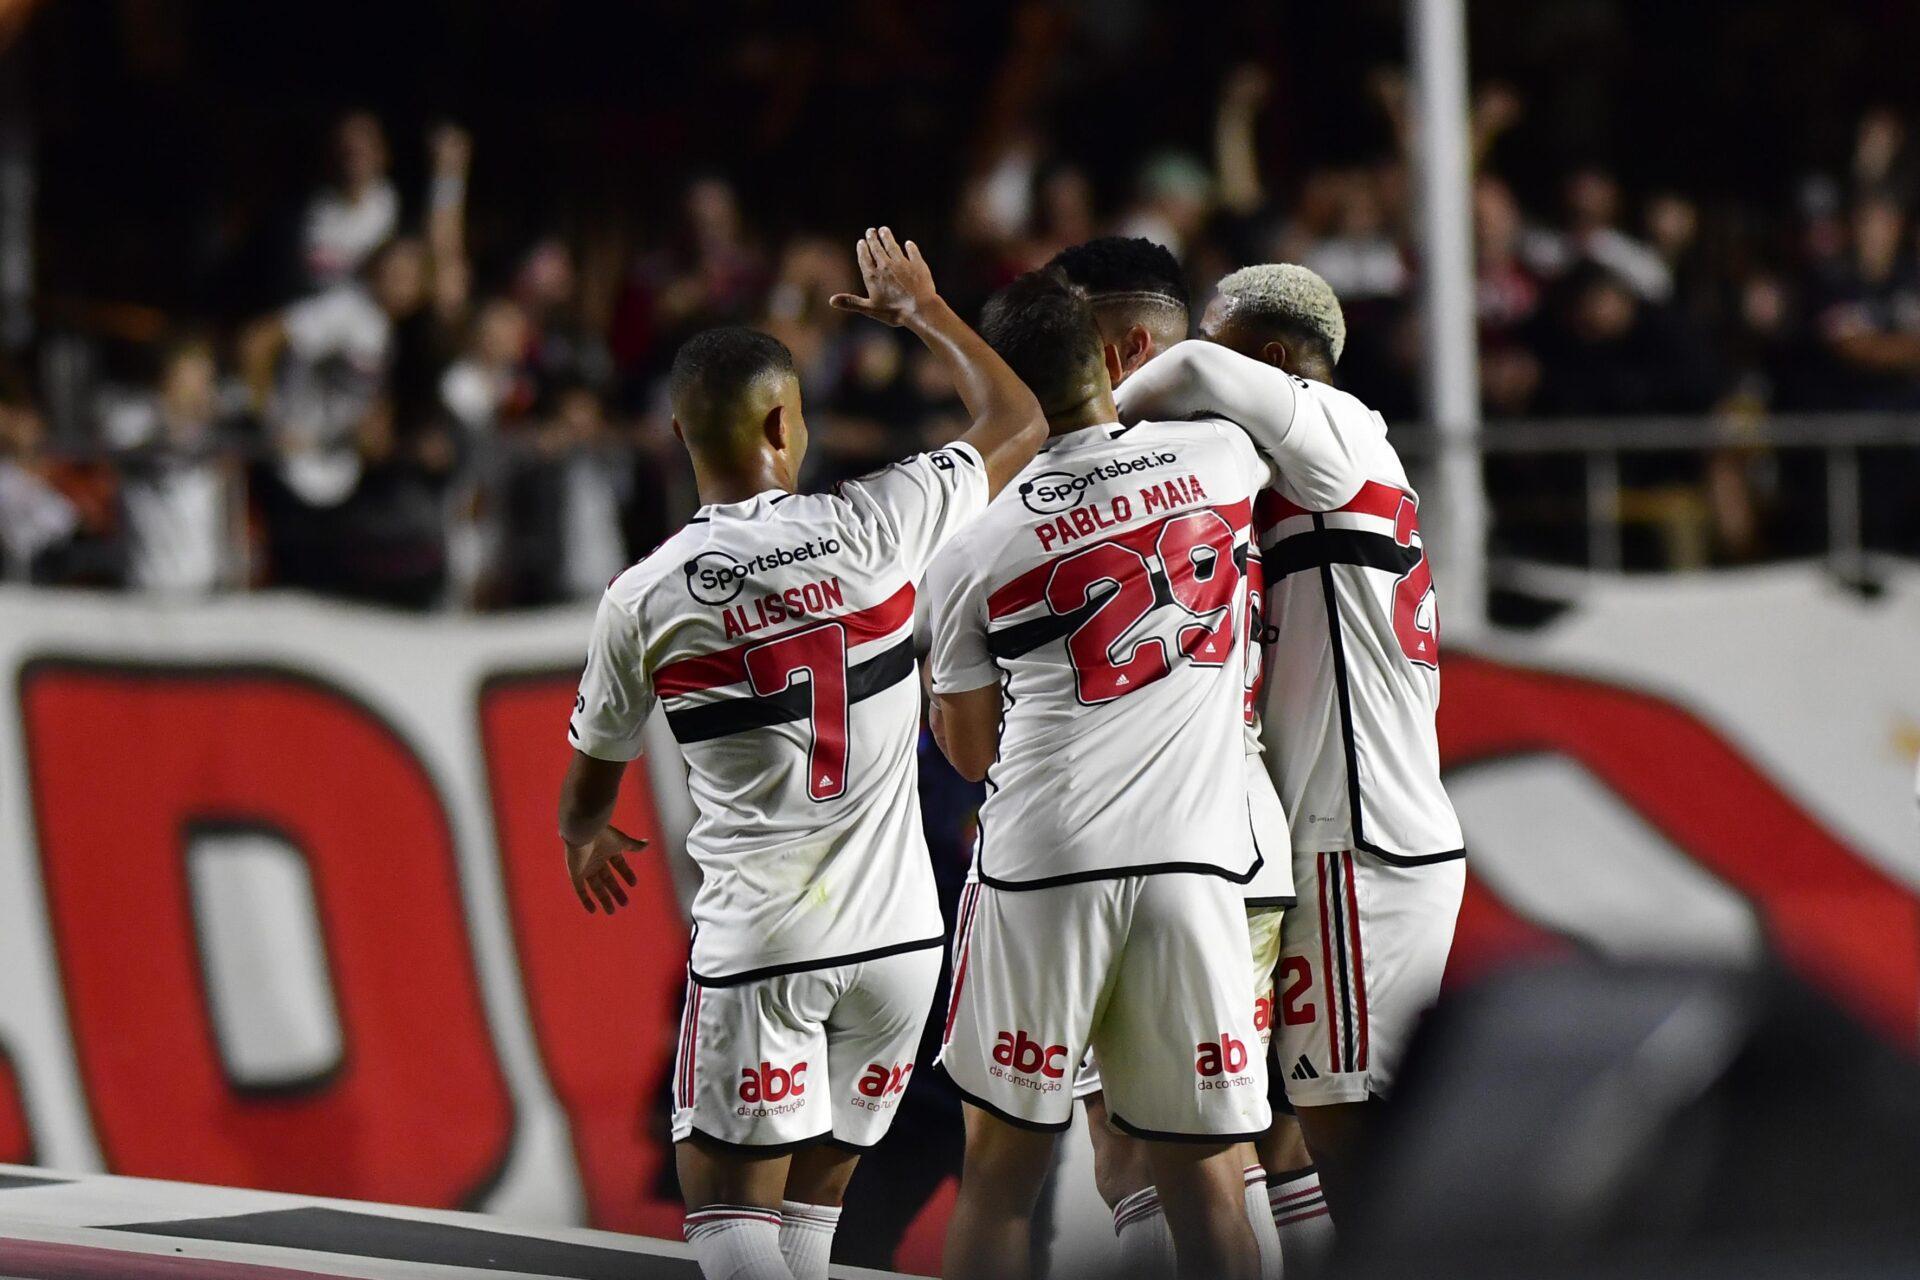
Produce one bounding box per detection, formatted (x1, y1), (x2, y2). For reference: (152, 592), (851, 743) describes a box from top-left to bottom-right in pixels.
(1276, 1206), (1332, 1227)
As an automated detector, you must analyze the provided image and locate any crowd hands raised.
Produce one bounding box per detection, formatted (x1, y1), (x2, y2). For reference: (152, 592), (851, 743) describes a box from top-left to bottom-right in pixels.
(6, 66), (1919, 597)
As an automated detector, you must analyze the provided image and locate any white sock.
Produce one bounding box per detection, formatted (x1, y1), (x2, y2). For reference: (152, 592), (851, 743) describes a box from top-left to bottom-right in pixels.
(778, 1199), (839, 1280)
(1112, 1185), (1178, 1280)
(1269, 1167), (1334, 1276)
(1244, 1164), (1285, 1280)
(683, 1205), (795, 1280)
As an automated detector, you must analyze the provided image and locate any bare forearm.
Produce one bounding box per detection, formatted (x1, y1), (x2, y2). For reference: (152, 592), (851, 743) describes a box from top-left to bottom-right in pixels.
(909, 296), (1038, 427)
(906, 298), (1046, 494)
(558, 750), (626, 846)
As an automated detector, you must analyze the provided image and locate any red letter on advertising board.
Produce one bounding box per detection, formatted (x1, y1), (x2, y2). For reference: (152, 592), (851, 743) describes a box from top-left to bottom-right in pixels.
(479, 674), (688, 1237)
(19, 663), (512, 1206)
(0, 1042), (30, 1165)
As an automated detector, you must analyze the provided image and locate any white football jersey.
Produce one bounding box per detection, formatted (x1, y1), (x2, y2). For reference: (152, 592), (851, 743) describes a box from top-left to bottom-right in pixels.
(924, 419), (1274, 887)
(570, 443), (989, 983)
(1117, 343), (1464, 863)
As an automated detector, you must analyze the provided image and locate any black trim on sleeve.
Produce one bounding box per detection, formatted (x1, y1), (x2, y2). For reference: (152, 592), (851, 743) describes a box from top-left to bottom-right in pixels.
(1106, 1111), (1268, 1145)
(942, 1076), (1074, 1134)
(665, 637), (914, 744)
(1244, 895), (1298, 909)
(689, 933), (944, 988)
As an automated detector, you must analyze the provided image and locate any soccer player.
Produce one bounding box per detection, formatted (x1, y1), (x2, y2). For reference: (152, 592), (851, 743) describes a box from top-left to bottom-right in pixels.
(557, 227), (1045, 1280)
(1114, 263), (1467, 1225)
(924, 268), (1363, 1280)
(1046, 236), (1304, 1280)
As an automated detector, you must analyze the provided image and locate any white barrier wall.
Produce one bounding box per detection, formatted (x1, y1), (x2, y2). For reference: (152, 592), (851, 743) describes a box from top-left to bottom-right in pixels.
(0, 567), (1916, 1274)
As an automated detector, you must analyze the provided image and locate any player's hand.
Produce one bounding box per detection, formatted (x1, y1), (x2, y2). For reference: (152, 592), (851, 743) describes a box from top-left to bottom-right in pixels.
(829, 227), (938, 327)
(565, 824), (645, 914)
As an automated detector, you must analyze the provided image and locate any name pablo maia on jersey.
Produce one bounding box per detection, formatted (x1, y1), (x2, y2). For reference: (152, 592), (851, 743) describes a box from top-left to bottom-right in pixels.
(1032, 471), (1213, 551)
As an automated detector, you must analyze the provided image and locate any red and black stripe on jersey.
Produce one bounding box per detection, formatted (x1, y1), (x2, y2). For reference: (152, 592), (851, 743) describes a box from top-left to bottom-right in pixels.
(981, 500), (1251, 662)
(1256, 482), (1421, 583)
(1259, 481), (1465, 867)
(654, 583), (916, 744)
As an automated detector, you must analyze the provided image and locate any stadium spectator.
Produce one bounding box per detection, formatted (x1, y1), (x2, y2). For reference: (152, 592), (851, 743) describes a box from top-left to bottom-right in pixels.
(1524, 166), (1674, 303)
(499, 380), (631, 607)
(1808, 192), (1920, 409)
(301, 112), (400, 290)
(110, 339), (246, 595)
(0, 400), (81, 580)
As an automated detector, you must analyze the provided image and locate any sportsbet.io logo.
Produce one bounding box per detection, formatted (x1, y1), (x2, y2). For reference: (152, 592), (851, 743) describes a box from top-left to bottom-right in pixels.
(684, 537), (843, 605)
(1017, 451), (1179, 515)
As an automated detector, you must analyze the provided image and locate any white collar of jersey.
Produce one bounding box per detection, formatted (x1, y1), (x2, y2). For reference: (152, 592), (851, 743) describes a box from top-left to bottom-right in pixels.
(693, 489), (791, 519)
(1039, 422), (1125, 453)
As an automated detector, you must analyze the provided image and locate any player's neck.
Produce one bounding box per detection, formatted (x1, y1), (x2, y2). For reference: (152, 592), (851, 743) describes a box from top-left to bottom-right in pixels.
(694, 458), (791, 507)
(1045, 389), (1119, 438)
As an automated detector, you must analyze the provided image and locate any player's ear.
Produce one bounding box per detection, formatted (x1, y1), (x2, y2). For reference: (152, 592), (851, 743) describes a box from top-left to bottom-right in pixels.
(670, 417), (686, 446)
(1125, 323), (1154, 374)
(1260, 339), (1289, 370)
(1103, 341), (1125, 386)
(761, 402), (788, 452)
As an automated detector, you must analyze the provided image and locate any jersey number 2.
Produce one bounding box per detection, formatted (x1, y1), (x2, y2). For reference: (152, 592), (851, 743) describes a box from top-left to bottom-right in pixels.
(744, 623), (850, 801)
(1392, 496), (1439, 669)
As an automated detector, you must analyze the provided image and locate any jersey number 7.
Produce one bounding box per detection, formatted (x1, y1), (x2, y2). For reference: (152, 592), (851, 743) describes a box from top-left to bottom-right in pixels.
(744, 623), (850, 801)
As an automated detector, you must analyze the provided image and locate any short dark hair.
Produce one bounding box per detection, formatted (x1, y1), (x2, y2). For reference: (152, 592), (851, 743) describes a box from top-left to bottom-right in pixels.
(978, 269), (1103, 416)
(668, 326), (795, 455)
(1047, 236), (1189, 310)
(670, 325), (793, 410)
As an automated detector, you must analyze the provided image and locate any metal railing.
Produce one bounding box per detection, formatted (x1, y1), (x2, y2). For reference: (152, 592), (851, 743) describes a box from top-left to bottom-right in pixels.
(1394, 413), (1920, 574)
(9, 413), (1920, 597)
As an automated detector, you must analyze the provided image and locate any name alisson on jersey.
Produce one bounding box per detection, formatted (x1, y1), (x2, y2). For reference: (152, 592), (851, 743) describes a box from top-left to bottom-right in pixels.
(721, 575), (849, 639)
(1033, 472), (1213, 551)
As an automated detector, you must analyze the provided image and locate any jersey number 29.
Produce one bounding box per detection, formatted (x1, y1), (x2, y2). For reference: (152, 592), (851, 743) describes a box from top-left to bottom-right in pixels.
(1044, 510), (1241, 704)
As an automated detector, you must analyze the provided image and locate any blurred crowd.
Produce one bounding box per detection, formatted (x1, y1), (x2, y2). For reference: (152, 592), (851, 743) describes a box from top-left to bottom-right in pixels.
(4, 23), (1920, 602)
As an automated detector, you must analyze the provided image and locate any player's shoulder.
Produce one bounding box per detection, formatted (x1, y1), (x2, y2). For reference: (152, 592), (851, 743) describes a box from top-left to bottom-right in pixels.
(606, 521), (712, 614)
(1300, 377), (1388, 440)
(1118, 415), (1263, 471)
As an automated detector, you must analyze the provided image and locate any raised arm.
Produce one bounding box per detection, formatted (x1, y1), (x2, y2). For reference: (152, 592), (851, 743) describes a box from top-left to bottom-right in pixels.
(831, 226), (1046, 497)
(1115, 339), (1366, 511)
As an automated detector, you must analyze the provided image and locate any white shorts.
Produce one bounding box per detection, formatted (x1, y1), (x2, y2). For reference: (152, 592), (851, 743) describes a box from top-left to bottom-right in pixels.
(671, 946), (941, 1149)
(1074, 901), (1287, 1102)
(942, 874), (1271, 1141)
(1274, 851), (1464, 1106)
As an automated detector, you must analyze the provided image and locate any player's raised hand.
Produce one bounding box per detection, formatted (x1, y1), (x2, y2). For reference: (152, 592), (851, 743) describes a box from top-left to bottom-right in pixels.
(565, 824), (645, 915)
(829, 226), (937, 327)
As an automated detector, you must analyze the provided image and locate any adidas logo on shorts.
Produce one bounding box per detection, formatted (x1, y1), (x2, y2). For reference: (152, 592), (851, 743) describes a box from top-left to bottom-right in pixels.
(1290, 1055), (1320, 1081)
